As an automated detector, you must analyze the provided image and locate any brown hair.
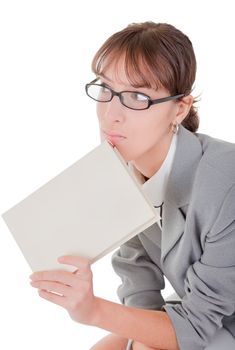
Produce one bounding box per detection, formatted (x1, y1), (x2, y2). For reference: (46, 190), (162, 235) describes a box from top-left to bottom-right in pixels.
(92, 21), (199, 132)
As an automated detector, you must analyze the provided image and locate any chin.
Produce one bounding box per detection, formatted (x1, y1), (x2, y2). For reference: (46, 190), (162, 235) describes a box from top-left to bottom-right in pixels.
(115, 146), (134, 163)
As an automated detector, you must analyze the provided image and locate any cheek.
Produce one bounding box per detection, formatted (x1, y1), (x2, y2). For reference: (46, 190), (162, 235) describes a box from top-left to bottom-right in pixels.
(116, 120), (159, 161)
(121, 111), (173, 160)
(96, 103), (103, 122)
(133, 111), (171, 142)
(95, 103), (175, 162)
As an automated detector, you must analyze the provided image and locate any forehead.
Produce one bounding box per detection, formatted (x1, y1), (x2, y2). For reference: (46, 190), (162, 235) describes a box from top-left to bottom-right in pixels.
(98, 53), (162, 90)
(100, 57), (130, 85)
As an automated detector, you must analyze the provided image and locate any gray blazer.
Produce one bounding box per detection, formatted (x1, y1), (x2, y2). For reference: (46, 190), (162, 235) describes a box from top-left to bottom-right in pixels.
(112, 125), (235, 350)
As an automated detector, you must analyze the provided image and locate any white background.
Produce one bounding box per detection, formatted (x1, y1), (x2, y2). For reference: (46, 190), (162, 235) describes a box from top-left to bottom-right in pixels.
(0, 0), (234, 349)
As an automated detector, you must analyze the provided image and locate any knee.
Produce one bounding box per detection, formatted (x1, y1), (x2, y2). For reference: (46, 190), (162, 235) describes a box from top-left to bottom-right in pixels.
(132, 341), (160, 350)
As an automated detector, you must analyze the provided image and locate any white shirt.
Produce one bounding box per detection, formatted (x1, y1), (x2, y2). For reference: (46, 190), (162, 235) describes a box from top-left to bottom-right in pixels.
(128, 134), (177, 229)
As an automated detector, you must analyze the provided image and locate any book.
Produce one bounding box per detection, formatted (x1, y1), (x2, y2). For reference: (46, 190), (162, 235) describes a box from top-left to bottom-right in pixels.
(2, 140), (159, 272)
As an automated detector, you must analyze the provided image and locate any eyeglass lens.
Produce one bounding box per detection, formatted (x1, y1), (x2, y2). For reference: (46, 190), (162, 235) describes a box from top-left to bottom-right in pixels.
(87, 84), (150, 110)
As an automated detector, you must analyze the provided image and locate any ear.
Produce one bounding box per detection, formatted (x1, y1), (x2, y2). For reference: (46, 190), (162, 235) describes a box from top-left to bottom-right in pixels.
(174, 95), (194, 124)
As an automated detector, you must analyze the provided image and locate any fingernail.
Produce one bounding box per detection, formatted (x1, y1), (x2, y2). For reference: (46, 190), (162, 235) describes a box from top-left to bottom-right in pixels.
(58, 256), (65, 262)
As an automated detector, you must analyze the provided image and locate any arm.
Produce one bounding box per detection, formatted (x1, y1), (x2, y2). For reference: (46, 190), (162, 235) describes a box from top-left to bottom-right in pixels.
(93, 297), (179, 350)
(164, 185), (235, 350)
(91, 233), (165, 350)
(112, 234), (165, 310)
(111, 234), (167, 349)
(92, 233), (169, 350)
(30, 255), (179, 350)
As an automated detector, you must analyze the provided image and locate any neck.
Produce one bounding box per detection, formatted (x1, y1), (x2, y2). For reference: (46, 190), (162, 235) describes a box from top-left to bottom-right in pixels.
(131, 133), (174, 179)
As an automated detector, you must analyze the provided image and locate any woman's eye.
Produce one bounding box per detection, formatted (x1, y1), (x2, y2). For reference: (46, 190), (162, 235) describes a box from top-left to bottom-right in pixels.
(100, 85), (110, 93)
(130, 92), (148, 101)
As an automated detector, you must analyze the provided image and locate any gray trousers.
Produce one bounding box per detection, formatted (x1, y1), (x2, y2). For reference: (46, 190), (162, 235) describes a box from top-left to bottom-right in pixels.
(126, 327), (235, 349)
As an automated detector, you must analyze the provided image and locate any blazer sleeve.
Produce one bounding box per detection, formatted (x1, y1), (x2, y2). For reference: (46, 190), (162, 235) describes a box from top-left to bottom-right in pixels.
(112, 234), (165, 310)
(164, 184), (235, 350)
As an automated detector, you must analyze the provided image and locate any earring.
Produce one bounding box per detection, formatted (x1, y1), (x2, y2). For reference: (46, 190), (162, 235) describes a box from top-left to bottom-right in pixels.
(172, 123), (179, 134)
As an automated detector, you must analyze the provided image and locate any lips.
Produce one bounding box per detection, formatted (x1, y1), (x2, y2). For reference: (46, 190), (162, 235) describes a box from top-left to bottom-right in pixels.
(103, 130), (126, 138)
(102, 130), (127, 145)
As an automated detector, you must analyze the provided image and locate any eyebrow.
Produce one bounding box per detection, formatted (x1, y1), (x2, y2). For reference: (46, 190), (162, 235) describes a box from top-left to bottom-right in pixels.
(97, 72), (160, 95)
(98, 73), (139, 90)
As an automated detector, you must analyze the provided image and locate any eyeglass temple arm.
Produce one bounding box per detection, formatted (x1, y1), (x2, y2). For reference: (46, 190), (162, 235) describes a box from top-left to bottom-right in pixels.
(150, 93), (185, 106)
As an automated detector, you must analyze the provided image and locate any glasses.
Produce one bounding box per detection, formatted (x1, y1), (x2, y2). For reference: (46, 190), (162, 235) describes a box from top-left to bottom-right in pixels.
(85, 78), (185, 111)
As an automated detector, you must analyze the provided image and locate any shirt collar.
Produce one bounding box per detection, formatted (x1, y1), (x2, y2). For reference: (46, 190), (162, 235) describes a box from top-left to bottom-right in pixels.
(128, 134), (177, 208)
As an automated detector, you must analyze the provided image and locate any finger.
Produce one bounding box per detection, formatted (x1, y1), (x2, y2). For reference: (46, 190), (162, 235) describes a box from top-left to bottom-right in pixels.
(31, 280), (72, 297)
(58, 256), (91, 274)
(38, 289), (68, 308)
(30, 269), (76, 287)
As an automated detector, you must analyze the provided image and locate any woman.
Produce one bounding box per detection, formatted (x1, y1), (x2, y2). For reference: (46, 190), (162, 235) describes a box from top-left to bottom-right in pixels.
(30, 22), (235, 349)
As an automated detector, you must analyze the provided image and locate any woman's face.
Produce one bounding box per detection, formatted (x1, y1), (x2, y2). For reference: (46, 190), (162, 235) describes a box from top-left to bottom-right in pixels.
(96, 57), (183, 167)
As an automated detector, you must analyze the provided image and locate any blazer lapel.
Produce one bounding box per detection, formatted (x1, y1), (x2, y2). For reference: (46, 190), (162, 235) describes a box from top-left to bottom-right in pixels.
(161, 200), (185, 262)
(161, 126), (203, 263)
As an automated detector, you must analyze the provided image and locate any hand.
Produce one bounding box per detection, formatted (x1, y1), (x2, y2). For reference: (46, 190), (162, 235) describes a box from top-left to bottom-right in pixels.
(30, 256), (97, 325)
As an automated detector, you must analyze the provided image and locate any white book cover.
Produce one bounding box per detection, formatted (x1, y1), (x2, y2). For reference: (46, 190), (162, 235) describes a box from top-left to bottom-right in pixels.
(2, 140), (159, 272)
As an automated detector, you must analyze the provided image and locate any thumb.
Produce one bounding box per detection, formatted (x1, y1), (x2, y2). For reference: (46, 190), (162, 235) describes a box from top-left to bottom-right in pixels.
(58, 255), (91, 273)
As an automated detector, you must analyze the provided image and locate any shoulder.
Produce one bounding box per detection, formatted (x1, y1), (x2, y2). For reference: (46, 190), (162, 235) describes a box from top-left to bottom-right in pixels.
(188, 132), (235, 223)
(195, 132), (235, 185)
(187, 132), (235, 238)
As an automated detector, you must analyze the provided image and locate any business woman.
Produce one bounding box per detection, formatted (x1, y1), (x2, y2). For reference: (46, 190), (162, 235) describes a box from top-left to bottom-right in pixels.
(30, 22), (235, 349)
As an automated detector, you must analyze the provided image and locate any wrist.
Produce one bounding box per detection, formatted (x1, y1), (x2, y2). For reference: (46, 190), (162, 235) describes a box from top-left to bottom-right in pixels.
(88, 296), (103, 326)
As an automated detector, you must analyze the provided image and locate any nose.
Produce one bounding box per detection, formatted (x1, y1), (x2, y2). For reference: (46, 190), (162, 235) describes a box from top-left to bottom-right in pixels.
(102, 95), (125, 123)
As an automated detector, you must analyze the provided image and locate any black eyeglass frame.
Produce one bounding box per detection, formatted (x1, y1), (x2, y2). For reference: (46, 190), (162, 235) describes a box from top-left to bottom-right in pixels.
(85, 78), (185, 111)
